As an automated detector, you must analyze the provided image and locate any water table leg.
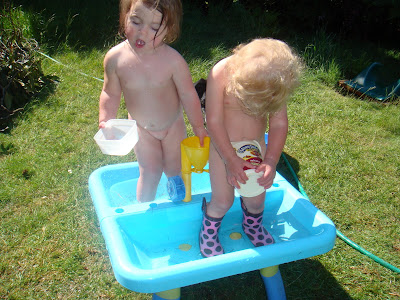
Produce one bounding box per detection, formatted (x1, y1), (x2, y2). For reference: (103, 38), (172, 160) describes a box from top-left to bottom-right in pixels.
(260, 265), (286, 300)
(152, 288), (181, 300)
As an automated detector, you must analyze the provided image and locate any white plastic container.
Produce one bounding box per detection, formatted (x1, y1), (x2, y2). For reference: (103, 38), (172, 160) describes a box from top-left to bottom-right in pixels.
(231, 140), (265, 197)
(94, 119), (138, 156)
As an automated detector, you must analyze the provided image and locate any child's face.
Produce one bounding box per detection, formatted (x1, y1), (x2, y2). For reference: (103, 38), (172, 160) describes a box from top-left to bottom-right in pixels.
(125, 1), (167, 52)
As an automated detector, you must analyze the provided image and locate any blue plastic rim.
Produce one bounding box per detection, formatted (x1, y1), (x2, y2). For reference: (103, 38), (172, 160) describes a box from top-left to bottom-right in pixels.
(88, 160), (336, 294)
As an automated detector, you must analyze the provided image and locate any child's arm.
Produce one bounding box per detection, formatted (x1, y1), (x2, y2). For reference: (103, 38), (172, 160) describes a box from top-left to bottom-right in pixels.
(99, 50), (122, 128)
(256, 105), (288, 189)
(171, 53), (207, 143)
(206, 60), (255, 188)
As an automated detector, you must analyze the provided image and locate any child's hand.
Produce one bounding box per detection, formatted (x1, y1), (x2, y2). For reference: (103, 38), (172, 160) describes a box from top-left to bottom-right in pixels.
(98, 120), (116, 140)
(99, 121), (107, 129)
(194, 126), (208, 147)
(225, 156), (256, 189)
(255, 158), (276, 189)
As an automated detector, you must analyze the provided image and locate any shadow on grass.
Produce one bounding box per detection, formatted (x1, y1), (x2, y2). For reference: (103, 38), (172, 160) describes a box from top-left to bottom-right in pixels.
(14, 0), (400, 82)
(14, 0), (279, 53)
(282, 258), (353, 300)
(181, 259), (351, 300)
(277, 152), (300, 189)
(0, 75), (59, 134)
(177, 3), (400, 105)
(174, 1), (282, 65)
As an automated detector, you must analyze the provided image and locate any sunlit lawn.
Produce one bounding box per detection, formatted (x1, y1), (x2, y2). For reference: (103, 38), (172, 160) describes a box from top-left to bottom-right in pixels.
(1, 3), (399, 299)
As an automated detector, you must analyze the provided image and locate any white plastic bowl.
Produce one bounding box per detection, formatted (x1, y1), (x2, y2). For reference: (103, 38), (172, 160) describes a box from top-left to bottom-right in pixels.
(94, 119), (138, 156)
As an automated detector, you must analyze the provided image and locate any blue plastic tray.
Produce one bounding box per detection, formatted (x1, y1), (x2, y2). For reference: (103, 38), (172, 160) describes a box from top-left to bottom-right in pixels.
(89, 162), (336, 293)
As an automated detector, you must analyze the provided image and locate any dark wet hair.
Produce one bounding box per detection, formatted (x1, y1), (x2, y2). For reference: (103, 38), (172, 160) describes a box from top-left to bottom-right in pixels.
(119, 0), (182, 43)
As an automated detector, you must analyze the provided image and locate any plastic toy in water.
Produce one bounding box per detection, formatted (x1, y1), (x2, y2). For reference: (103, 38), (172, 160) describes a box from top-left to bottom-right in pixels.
(181, 136), (210, 202)
(167, 176), (185, 202)
(88, 134), (336, 299)
(339, 62), (400, 101)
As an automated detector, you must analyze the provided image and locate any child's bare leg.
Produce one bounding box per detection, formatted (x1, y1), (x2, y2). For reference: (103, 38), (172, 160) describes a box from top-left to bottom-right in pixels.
(161, 115), (187, 177)
(206, 144), (235, 218)
(241, 192), (274, 247)
(241, 192), (266, 214)
(134, 126), (163, 203)
(199, 145), (234, 257)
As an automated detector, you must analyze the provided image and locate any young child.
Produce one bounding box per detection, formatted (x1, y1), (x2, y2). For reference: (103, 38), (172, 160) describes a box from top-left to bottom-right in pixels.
(99, 0), (207, 203)
(200, 38), (302, 257)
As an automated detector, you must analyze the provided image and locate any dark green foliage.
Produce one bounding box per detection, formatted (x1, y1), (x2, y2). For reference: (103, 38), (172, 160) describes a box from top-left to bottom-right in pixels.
(0, 4), (49, 130)
(191, 0), (400, 45)
(11, 0), (400, 51)
(187, 0), (233, 15)
(13, 0), (119, 50)
(0, 142), (16, 155)
(241, 0), (400, 44)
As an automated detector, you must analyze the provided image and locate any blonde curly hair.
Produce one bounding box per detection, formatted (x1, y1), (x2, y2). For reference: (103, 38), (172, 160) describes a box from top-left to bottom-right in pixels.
(119, 0), (182, 44)
(226, 38), (302, 118)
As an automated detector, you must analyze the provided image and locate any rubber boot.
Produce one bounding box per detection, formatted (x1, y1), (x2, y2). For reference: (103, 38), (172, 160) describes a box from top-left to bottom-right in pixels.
(199, 197), (224, 257)
(241, 197), (274, 247)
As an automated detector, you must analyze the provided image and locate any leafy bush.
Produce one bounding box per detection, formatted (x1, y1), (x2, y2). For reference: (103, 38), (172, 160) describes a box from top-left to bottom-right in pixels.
(0, 4), (49, 130)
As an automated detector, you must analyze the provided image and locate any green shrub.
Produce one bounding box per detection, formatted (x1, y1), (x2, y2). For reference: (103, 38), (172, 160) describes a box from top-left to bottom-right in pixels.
(0, 4), (49, 130)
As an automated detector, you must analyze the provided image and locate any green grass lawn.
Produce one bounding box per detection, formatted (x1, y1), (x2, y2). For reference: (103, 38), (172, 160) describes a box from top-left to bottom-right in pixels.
(1, 3), (399, 299)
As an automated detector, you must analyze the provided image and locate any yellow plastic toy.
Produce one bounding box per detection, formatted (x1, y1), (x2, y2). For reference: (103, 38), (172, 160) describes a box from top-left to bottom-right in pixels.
(181, 136), (210, 202)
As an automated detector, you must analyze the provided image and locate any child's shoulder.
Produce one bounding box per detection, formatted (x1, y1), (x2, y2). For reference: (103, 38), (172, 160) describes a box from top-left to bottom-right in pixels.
(162, 45), (184, 59)
(105, 41), (126, 57)
(209, 56), (231, 78)
(214, 57), (230, 69)
(103, 42), (127, 71)
(160, 45), (188, 66)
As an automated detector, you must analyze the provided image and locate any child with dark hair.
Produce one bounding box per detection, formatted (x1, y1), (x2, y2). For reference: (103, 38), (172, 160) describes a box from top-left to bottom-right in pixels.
(99, 0), (207, 202)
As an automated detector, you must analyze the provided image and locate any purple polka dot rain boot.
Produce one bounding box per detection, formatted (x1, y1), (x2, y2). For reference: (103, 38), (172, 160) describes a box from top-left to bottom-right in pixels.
(199, 198), (224, 257)
(241, 197), (274, 247)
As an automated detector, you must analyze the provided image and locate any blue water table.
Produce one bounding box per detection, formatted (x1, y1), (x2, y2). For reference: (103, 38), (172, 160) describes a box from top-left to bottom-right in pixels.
(89, 134), (336, 299)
